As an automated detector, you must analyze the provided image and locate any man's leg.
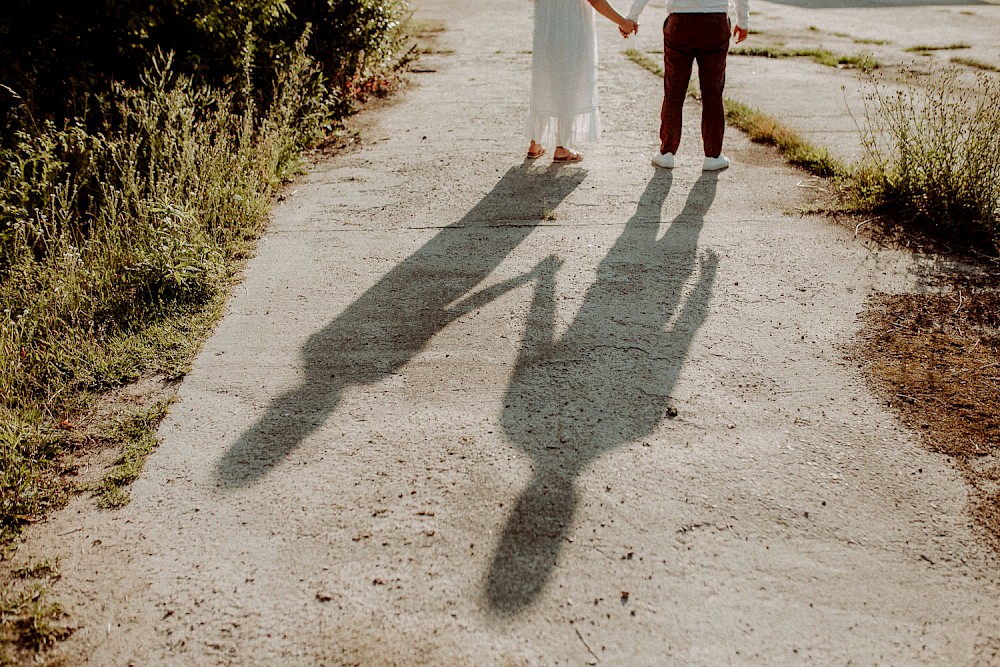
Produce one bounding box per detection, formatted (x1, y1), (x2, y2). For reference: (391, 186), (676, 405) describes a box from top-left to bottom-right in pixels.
(695, 15), (731, 158)
(661, 15), (694, 156)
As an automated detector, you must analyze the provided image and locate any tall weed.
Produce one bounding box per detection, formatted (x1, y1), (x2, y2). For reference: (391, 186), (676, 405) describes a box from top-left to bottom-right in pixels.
(853, 69), (1000, 246)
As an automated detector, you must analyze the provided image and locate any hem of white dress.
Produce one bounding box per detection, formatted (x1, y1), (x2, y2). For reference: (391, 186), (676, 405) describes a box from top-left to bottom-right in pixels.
(525, 109), (601, 148)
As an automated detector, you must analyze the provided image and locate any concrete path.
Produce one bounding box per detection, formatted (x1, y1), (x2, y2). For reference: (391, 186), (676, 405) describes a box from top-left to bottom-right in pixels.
(722, 0), (1000, 163)
(17, 0), (1000, 665)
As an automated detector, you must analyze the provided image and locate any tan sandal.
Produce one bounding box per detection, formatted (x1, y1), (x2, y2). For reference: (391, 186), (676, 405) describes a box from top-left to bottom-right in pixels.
(553, 150), (583, 163)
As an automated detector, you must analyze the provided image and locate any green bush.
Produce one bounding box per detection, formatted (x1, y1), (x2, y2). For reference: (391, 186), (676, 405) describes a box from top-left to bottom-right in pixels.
(0, 58), (268, 538)
(0, 42), (316, 403)
(0, 0), (410, 126)
(854, 69), (1000, 246)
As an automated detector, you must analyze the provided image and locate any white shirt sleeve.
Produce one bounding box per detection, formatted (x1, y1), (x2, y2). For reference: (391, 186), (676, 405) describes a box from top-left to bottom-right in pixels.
(733, 0), (750, 28)
(626, 0), (652, 22)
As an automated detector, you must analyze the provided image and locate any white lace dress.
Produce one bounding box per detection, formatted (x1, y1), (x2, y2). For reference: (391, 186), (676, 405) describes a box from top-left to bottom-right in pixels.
(525, 0), (601, 148)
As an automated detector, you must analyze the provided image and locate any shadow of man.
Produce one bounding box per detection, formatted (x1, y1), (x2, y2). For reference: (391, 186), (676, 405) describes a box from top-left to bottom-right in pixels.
(486, 171), (720, 614)
(215, 165), (587, 488)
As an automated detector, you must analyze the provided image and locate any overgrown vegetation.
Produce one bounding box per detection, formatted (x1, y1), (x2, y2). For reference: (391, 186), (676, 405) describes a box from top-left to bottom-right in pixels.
(0, 0), (412, 126)
(1, 0), (410, 549)
(2, 0), (411, 660)
(1, 43), (311, 549)
(850, 68), (1000, 249)
(0, 0), (410, 560)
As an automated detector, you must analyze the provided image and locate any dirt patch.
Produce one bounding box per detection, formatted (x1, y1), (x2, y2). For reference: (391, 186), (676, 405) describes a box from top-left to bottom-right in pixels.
(1, 374), (178, 665)
(854, 283), (1000, 550)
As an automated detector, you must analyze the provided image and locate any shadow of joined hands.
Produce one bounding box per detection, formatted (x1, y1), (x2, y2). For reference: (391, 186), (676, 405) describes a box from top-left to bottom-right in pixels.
(215, 165), (587, 488)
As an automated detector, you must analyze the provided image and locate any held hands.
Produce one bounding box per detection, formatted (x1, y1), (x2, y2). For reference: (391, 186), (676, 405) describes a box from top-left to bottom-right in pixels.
(733, 24), (748, 44)
(619, 19), (638, 38)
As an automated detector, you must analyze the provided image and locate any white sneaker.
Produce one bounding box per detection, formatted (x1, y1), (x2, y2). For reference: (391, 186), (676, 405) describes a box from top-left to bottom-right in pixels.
(651, 151), (675, 169)
(703, 155), (731, 171)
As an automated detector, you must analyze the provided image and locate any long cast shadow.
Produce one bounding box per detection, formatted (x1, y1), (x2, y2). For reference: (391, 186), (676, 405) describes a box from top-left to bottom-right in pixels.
(485, 171), (720, 614)
(215, 165), (586, 487)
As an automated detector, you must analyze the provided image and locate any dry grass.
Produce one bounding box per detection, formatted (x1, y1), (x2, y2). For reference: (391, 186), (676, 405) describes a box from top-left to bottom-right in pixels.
(855, 288), (1000, 550)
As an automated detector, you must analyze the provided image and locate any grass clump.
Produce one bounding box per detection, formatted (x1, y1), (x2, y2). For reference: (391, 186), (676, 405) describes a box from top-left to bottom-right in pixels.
(11, 560), (59, 581)
(730, 45), (879, 72)
(854, 38), (890, 46)
(624, 48), (663, 78)
(950, 56), (1000, 73)
(724, 99), (847, 177)
(0, 413), (68, 544)
(904, 43), (971, 53)
(93, 400), (174, 509)
(850, 69), (1000, 248)
(1, 559), (72, 665)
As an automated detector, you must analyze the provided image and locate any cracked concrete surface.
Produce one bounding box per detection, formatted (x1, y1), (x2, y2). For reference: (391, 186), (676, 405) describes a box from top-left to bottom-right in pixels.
(11, 0), (1000, 664)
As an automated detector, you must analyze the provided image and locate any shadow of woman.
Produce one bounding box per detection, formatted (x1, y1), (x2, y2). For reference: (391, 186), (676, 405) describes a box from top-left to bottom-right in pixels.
(485, 171), (720, 614)
(215, 164), (587, 488)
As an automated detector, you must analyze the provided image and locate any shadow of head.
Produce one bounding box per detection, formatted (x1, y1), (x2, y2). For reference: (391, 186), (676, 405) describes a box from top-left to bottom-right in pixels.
(485, 470), (577, 615)
(213, 164), (587, 489)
